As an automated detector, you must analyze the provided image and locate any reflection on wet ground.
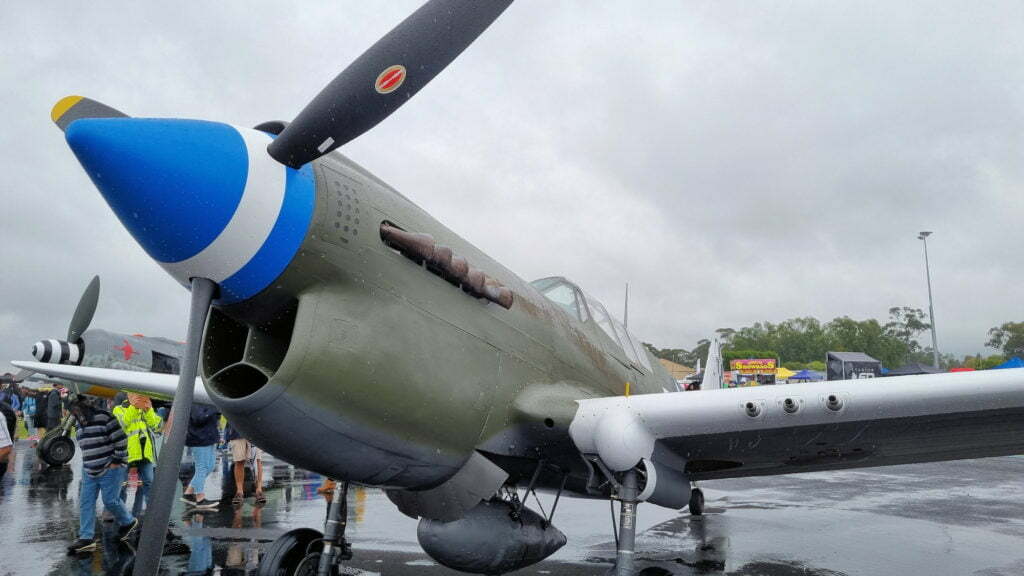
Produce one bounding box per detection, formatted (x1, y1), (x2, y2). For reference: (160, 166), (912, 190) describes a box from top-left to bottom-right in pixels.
(1, 440), (1023, 575)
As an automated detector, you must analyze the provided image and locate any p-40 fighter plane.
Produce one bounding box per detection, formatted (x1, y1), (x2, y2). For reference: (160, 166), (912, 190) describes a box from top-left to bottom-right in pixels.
(15, 1), (1024, 575)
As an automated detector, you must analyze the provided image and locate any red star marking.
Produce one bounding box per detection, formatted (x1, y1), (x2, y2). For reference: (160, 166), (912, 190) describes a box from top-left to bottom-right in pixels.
(115, 340), (137, 361)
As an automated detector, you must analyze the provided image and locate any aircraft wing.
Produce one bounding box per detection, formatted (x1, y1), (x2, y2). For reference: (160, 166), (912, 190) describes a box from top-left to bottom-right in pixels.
(570, 369), (1024, 481)
(11, 361), (213, 405)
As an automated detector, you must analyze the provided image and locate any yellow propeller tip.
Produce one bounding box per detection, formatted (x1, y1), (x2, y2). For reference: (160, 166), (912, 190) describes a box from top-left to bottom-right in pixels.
(51, 95), (84, 123)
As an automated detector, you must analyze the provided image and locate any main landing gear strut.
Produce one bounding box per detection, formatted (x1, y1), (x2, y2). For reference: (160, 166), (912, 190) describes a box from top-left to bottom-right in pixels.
(258, 481), (352, 576)
(612, 468), (640, 576)
(317, 481), (353, 575)
(609, 471), (704, 575)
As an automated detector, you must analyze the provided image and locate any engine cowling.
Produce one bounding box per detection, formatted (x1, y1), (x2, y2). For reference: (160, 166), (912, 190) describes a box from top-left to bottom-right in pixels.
(417, 498), (566, 574)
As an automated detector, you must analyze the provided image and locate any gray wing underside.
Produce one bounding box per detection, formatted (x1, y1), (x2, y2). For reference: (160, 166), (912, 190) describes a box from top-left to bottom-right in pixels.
(570, 369), (1024, 482)
(673, 403), (1024, 481)
(11, 361), (212, 405)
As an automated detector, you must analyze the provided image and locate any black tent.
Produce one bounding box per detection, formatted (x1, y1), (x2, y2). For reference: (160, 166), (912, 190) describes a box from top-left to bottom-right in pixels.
(826, 351), (882, 380)
(887, 362), (942, 376)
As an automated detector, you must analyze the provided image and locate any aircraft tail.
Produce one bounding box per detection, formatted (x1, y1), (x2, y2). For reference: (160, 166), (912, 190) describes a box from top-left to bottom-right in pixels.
(700, 335), (724, 390)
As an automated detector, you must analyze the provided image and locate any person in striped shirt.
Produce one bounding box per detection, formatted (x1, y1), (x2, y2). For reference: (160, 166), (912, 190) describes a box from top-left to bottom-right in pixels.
(66, 394), (140, 555)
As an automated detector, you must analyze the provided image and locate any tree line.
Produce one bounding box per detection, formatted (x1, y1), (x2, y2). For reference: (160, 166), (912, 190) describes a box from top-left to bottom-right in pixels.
(645, 309), (1024, 371)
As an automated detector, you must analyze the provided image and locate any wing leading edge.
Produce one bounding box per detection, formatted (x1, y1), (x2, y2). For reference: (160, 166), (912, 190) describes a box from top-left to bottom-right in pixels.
(11, 361), (212, 405)
(570, 369), (1024, 481)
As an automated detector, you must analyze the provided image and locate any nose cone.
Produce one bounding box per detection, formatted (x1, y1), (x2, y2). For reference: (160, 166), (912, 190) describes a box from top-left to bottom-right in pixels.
(32, 339), (82, 364)
(66, 118), (247, 263)
(64, 118), (314, 304)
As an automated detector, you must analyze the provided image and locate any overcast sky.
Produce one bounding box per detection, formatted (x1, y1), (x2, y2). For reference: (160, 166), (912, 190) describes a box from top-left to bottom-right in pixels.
(2, 1), (1022, 372)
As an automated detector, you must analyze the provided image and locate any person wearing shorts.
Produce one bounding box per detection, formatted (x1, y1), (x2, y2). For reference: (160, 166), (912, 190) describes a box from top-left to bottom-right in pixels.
(224, 421), (264, 505)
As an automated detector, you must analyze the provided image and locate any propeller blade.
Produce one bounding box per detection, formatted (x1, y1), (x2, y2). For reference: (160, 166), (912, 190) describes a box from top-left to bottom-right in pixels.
(67, 275), (100, 343)
(268, 0), (513, 167)
(131, 277), (217, 576)
(51, 95), (127, 132)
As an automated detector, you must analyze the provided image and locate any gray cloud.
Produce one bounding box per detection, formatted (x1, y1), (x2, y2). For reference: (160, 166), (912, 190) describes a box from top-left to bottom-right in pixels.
(2, 1), (1022, 373)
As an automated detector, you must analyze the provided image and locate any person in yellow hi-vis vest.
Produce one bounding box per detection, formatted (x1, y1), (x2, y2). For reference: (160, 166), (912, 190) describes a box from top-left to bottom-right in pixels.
(113, 392), (163, 516)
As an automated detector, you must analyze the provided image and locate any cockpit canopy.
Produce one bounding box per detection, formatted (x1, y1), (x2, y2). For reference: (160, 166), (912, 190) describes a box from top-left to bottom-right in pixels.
(530, 277), (652, 372)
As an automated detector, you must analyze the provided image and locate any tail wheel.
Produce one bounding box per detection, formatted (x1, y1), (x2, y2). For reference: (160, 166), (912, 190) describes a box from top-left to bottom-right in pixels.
(257, 528), (323, 576)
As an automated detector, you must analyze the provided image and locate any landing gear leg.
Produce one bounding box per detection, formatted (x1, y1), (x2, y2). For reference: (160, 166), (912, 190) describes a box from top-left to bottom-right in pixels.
(613, 468), (639, 576)
(316, 480), (352, 576)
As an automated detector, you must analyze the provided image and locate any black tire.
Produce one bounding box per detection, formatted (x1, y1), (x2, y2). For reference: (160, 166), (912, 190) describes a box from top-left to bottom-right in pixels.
(40, 434), (76, 467)
(293, 552), (322, 576)
(36, 428), (61, 454)
(257, 528), (323, 576)
(638, 568), (677, 576)
(688, 488), (705, 516)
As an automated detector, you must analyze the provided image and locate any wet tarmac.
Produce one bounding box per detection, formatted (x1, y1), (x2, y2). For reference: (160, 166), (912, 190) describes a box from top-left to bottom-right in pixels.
(1, 439), (1023, 575)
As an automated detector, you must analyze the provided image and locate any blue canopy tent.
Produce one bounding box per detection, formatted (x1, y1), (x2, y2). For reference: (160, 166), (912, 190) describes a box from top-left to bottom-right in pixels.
(993, 357), (1024, 369)
(791, 369), (823, 381)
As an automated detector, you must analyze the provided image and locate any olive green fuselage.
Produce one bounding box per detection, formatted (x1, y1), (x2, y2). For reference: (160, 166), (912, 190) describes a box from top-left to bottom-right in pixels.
(203, 152), (675, 492)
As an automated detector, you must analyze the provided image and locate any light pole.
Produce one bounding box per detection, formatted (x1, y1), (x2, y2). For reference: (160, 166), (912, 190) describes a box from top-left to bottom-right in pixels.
(918, 231), (940, 367)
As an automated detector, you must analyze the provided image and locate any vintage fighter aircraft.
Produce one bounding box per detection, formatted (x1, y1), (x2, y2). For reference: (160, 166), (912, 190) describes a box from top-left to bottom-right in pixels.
(12, 276), (184, 465)
(15, 1), (1024, 574)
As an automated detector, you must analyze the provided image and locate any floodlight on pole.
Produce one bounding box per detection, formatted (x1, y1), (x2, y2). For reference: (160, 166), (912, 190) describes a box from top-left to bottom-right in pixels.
(917, 231), (940, 367)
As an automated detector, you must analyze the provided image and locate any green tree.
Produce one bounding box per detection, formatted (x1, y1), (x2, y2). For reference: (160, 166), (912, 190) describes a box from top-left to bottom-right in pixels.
(884, 307), (930, 354)
(986, 322), (1024, 358)
(642, 343), (694, 367)
(962, 353), (1007, 370)
(690, 339), (711, 368)
(783, 360), (826, 371)
(824, 316), (908, 368)
(663, 305), (952, 373)
(714, 328), (735, 348)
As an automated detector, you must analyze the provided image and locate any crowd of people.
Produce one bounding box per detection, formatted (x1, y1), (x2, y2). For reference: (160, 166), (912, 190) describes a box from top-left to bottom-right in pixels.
(0, 376), (63, 445)
(0, 375), (268, 556)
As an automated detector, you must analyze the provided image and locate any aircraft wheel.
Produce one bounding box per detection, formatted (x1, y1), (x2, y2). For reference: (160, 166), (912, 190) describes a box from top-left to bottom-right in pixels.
(638, 568), (677, 576)
(39, 434), (76, 467)
(257, 528), (323, 576)
(688, 488), (705, 516)
(36, 429), (60, 456)
(293, 552), (322, 576)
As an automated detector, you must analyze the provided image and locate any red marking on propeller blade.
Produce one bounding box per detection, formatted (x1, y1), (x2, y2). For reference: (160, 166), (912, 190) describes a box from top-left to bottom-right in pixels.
(375, 65), (406, 94)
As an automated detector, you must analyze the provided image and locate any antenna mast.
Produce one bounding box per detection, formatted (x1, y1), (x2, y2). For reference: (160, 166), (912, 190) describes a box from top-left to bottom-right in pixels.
(623, 282), (629, 329)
